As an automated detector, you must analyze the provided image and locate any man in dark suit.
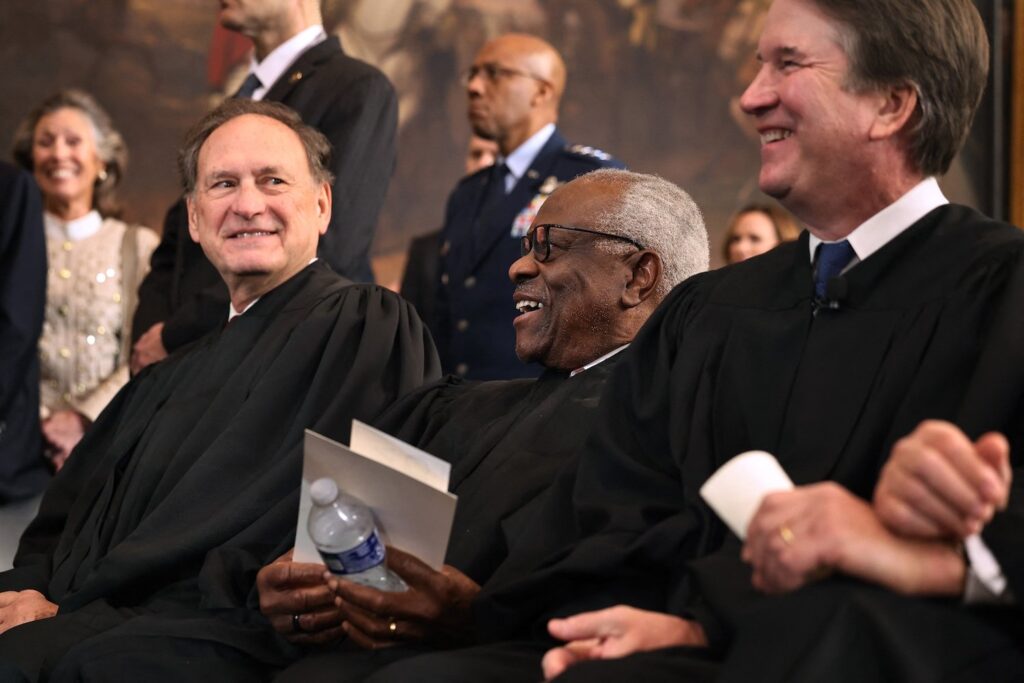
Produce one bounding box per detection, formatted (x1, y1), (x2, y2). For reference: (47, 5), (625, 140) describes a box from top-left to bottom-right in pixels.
(0, 162), (48, 502)
(433, 34), (624, 381)
(130, 0), (397, 371)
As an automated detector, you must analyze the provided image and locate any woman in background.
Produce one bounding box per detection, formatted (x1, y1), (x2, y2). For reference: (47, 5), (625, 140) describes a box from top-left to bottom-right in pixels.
(12, 89), (158, 471)
(722, 202), (799, 265)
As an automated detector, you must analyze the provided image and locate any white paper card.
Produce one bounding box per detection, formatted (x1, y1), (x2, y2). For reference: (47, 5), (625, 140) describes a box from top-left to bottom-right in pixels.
(349, 420), (451, 492)
(294, 428), (457, 570)
(699, 450), (794, 539)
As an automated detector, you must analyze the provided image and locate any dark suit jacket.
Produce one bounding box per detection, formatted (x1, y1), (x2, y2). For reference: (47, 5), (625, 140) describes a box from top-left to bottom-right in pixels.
(0, 162), (49, 500)
(399, 229), (442, 330)
(433, 129), (624, 380)
(132, 35), (398, 350)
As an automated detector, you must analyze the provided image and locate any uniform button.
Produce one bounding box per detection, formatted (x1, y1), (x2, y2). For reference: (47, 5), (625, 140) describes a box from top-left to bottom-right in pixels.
(59, 347), (71, 359)
(96, 325), (107, 335)
(440, 273), (449, 285)
(59, 268), (71, 280)
(113, 293), (122, 303)
(456, 319), (469, 332)
(86, 335), (96, 345)
(62, 241), (73, 252)
(455, 363), (469, 376)
(464, 276), (477, 288)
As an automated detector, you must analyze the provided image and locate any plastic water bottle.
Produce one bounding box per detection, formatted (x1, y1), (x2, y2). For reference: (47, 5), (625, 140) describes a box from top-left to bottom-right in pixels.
(307, 477), (406, 592)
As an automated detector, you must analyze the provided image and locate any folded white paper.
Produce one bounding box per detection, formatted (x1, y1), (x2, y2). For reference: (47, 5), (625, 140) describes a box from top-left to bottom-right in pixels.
(699, 450), (794, 539)
(294, 422), (458, 569)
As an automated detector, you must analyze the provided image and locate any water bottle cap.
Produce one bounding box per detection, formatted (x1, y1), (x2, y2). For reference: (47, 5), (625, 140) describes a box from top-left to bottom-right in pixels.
(310, 477), (339, 505)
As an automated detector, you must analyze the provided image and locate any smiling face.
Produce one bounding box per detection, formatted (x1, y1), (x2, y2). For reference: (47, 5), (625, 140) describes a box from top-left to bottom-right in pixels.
(507, 181), (634, 370)
(187, 113), (329, 307)
(31, 107), (105, 219)
(726, 211), (780, 264)
(739, 0), (883, 223)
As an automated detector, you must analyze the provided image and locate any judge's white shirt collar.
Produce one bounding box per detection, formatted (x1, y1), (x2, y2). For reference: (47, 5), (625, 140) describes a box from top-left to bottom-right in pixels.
(44, 209), (103, 242)
(228, 258), (318, 320)
(807, 177), (948, 267)
(248, 25), (327, 101)
(569, 343), (630, 378)
(501, 123), (556, 194)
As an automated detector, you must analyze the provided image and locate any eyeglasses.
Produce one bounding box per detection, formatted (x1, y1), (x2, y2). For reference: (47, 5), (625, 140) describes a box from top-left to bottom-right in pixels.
(463, 62), (552, 88)
(521, 224), (644, 263)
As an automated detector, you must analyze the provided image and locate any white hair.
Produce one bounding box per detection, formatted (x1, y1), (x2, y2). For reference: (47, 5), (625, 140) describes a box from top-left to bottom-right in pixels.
(574, 168), (709, 297)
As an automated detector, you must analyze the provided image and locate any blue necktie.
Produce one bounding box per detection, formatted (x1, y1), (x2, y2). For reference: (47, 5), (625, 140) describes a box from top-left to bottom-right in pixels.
(233, 73), (262, 99)
(814, 240), (855, 299)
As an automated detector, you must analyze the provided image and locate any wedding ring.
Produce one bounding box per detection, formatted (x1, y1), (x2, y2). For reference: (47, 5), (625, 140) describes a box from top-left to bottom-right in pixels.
(388, 617), (398, 635)
(779, 525), (796, 545)
(292, 613), (305, 633)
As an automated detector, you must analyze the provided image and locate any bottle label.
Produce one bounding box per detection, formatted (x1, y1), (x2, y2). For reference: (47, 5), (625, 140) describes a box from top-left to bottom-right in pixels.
(318, 531), (386, 575)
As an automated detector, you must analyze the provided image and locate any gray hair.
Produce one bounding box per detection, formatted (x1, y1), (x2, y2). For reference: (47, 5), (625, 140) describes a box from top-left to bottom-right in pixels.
(574, 168), (709, 297)
(178, 99), (333, 195)
(11, 89), (127, 218)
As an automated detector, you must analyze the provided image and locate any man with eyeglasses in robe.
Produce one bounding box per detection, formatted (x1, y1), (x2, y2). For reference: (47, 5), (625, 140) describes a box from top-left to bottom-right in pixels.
(431, 34), (624, 382)
(257, 169), (709, 681)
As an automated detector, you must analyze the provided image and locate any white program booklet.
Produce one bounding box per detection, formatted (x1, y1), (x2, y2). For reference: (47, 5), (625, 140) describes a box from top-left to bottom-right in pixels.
(294, 420), (458, 570)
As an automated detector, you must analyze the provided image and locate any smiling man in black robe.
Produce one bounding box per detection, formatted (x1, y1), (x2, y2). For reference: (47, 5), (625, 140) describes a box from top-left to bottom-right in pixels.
(250, 168), (709, 680)
(0, 99), (438, 681)
(355, 0), (1024, 681)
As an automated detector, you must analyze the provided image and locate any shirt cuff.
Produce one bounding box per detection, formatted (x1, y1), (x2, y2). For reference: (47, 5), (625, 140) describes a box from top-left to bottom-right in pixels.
(963, 533), (1014, 605)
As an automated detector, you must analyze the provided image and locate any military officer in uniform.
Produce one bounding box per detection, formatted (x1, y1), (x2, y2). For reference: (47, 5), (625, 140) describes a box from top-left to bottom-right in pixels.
(433, 33), (624, 380)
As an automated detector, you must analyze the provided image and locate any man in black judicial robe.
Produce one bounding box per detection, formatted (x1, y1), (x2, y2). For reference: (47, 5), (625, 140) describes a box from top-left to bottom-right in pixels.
(130, 0), (397, 371)
(0, 100), (438, 682)
(251, 168), (709, 681)
(360, 1), (1024, 681)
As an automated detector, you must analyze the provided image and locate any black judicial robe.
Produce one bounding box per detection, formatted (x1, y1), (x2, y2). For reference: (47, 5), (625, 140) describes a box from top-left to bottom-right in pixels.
(377, 357), (619, 584)
(271, 360), (619, 682)
(0, 261), (440, 678)
(476, 204), (1024, 657)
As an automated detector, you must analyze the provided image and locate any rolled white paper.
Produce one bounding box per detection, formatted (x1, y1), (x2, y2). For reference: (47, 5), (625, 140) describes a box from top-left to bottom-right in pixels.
(699, 450), (795, 539)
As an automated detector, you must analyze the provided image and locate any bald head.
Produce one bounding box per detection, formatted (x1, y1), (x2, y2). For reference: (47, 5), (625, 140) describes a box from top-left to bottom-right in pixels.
(488, 34), (566, 101)
(466, 33), (567, 155)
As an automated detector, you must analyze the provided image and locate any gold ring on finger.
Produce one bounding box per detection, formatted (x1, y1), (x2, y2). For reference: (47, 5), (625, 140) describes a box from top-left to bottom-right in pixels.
(779, 525), (796, 545)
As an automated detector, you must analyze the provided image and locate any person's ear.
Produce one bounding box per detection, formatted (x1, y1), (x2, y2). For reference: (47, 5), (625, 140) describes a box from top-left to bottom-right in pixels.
(186, 195), (200, 244)
(622, 251), (661, 308)
(868, 82), (918, 141)
(531, 80), (554, 109)
(316, 182), (331, 235)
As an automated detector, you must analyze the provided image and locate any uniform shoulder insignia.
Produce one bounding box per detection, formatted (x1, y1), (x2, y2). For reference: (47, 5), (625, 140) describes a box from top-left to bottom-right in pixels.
(565, 143), (612, 161)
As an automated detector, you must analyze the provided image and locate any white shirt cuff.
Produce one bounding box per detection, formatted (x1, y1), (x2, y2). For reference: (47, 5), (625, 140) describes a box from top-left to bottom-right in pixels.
(963, 533), (1014, 604)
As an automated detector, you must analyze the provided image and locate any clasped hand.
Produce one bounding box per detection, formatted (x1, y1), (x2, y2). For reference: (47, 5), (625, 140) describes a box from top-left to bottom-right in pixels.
(0, 590), (58, 635)
(257, 546), (480, 649)
(742, 420), (1010, 595)
(327, 546), (480, 650)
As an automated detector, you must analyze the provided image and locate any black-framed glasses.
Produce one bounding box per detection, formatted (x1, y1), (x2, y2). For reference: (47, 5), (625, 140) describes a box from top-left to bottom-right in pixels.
(521, 224), (644, 263)
(463, 62), (552, 88)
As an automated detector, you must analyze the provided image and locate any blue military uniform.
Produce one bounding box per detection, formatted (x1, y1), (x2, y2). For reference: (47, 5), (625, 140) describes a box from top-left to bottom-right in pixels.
(433, 129), (624, 380)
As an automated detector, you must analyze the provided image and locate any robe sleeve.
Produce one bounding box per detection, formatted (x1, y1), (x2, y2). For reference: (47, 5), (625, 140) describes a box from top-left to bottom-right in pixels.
(477, 274), (726, 639)
(195, 284), (441, 612)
